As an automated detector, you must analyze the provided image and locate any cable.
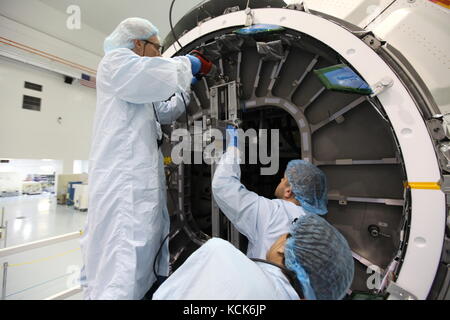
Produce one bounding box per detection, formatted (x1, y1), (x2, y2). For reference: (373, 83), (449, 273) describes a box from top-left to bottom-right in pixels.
(169, 0), (205, 135)
(363, 0), (397, 30)
(157, 7), (199, 276)
(169, 0), (183, 51)
(152, 94), (190, 279)
(153, 233), (170, 278)
(181, 92), (190, 134)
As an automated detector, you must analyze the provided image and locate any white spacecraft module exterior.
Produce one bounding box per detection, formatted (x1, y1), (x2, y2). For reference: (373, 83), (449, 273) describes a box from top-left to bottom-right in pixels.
(163, 0), (449, 300)
(299, 0), (450, 115)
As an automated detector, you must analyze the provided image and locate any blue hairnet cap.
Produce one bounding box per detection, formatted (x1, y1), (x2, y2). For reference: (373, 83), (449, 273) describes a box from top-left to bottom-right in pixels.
(285, 160), (328, 215)
(104, 17), (159, 53)
(285, 214), (355, 300)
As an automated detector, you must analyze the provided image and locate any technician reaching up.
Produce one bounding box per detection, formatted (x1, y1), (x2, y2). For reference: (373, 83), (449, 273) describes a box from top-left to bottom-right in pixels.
(80, 17), (211, 300)
(211, 126), (354, 299)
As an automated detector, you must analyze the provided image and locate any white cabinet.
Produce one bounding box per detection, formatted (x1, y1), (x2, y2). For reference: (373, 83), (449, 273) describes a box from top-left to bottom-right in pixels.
(0, 172), (22, 196)
(73, 184), (88, 211)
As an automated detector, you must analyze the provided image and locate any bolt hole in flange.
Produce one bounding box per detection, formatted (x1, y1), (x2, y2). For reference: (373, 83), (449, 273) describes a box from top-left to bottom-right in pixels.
(369, 224), (380, 238)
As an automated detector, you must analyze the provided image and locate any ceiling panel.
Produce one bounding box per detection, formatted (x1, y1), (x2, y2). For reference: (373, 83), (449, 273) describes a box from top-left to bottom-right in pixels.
(38, 0), (206, 39)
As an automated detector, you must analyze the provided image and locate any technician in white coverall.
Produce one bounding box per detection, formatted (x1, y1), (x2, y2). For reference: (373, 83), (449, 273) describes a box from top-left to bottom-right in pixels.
(153, 127), (353, 300)
(79, 18), (209, 300)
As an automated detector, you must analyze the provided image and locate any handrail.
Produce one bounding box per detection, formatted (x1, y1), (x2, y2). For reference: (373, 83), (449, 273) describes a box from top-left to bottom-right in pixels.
(0, 231), (82, 258)
(44, 286), (82, 300)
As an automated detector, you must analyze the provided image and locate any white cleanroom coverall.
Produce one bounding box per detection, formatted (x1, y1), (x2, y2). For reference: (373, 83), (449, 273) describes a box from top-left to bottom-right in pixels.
(80, 48), (192, 300)
(152, 238), (299, 300)
(212, 147), (307, 259)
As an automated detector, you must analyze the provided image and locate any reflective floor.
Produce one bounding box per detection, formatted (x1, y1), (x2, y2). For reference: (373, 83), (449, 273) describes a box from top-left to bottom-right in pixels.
(0, 194), (86, 300)
(0, 193), (87, 248)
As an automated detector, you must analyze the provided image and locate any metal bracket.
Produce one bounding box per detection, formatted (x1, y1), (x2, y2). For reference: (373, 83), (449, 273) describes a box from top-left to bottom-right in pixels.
(197, 16), (212, 26)
(444, 177), (450, 212)
(245, 7), (254, 26)
(209, 81), (241, 248)
(435, 114), (450, 140)
(443, 236), (450, 264)
(427, 119), (446, 141)
(362, 34), (382, 50)
(224, 6), (240, 15)
(386, 282), (418, 300)
(180, 29), (189, 38)
(336, 194), (347, 205)
(286, 1), (310, 13)
(438, 145), (450, 173)
(370, 77), (394, 97)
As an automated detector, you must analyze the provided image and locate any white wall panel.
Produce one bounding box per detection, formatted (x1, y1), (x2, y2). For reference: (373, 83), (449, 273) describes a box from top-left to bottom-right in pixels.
(0, 56), (96, 171)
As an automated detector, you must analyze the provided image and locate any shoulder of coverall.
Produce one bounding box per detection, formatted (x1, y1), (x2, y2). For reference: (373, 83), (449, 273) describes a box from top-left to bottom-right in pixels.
(97, 48), (142, 91)
(99, 48), (132, 73)
(271, 198), (294, 210)
(101, 48), (179, 73)
(267, 199), (305, 224)
(204, 237), (232, 249)
(198, 238), (237, 259)
(102, 47), (138, 62)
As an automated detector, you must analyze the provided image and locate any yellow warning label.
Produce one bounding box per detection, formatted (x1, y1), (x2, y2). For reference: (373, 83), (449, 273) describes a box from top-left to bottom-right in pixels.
(429, 0), (450, 9)
(404, 182), (441, 190)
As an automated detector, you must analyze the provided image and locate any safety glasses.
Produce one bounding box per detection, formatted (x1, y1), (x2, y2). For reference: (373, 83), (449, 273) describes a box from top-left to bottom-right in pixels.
(143, 40), (162, 53)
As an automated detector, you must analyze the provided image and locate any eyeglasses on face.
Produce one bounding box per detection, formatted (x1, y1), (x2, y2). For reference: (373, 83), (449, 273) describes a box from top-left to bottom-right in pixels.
(142, 40), (162, 52)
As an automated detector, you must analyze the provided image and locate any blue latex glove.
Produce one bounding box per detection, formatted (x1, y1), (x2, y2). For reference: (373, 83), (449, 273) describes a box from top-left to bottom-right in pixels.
(191, 77), (199, 85)
(186, 55), (201, 76)
(226, 124), (238, 148)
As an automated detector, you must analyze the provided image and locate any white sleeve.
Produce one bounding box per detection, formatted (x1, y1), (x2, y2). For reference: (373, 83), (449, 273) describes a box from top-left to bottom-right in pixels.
(153, 238), (280, 300)
(153, 91), (190, 125)
(211, 147), (278, 242)
(102, 49), (192, 104)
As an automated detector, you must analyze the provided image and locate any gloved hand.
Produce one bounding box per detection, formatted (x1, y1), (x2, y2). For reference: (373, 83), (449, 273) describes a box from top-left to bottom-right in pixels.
(189, 50), (213, 79)
(226, 124), (238, 148)
(186, 54), (203, 85)
(186, 55), (201, 76)
(191, 76), (199, 86)
(190, 50), (213, 76)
